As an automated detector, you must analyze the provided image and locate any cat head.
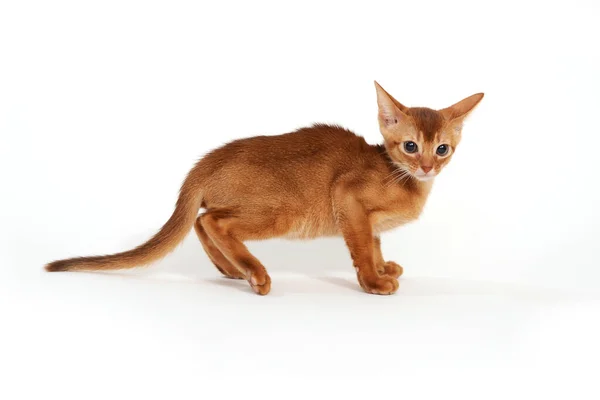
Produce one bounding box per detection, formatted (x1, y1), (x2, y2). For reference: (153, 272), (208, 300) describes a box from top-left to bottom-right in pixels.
(374, 81), (483, 182)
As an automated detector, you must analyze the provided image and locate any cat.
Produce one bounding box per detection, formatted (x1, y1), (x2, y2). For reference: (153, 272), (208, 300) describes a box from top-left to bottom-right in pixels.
(45, 82), (484, 295)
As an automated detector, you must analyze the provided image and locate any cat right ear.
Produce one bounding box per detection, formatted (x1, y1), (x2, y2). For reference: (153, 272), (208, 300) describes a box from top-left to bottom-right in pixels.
(374, 81), (410, 130)
(439, 93), (485, 122)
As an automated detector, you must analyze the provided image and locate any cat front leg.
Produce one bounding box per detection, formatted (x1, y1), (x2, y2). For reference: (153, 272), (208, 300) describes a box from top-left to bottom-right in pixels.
(373, 236), (404, 279)
(333, 189), (399, 295)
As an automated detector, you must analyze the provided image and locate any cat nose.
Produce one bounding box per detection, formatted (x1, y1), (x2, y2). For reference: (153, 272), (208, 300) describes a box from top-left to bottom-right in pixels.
(421, 165), (433, 174)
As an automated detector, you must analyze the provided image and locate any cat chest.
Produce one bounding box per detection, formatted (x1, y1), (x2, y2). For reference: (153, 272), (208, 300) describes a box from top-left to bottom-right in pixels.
(370, 188), (431, 233)
(371, 213), (408, 233)
(370, 208), (422, 233)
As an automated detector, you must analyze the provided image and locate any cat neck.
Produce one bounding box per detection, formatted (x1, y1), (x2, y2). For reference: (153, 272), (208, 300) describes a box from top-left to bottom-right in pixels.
(415, 178), (435, 193)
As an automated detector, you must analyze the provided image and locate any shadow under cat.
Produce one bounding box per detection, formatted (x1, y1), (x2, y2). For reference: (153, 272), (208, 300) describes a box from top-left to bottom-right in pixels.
(80, 231), (570, 299)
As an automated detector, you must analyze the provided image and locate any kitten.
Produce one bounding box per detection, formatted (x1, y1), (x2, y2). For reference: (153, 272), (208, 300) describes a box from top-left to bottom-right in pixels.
(45, 82), (483, 295)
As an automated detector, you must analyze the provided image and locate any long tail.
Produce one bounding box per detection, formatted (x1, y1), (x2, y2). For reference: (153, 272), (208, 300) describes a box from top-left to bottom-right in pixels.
(45, 164), (204, 272)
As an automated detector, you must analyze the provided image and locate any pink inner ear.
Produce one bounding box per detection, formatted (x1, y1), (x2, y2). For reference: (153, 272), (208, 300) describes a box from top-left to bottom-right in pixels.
(382, 113), (399, 126)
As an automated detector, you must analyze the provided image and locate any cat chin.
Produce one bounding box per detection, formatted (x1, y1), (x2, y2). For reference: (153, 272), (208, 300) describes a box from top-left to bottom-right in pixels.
(414, 175), (436, 182)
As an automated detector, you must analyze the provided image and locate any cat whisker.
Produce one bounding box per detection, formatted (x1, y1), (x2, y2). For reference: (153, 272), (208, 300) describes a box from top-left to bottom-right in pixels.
(398, 172), (412, 186)
(383, 168), (405, 184)
(385, 168), (412, 188)
(383, 168), (407, 186)
(394, 167), (417, 187)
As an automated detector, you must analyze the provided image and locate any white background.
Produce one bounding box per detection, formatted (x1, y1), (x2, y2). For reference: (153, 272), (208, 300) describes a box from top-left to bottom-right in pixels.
(1, 0), (599, 399)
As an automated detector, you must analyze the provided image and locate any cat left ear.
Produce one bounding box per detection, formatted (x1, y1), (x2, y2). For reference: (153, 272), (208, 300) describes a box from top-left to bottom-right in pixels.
(439, 93), (484, 122)
(374, 81), (409, 128)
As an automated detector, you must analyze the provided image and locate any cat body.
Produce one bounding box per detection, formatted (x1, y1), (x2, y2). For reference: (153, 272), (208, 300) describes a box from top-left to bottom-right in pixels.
(198, 124), (430, 240)
(46, 82), (483, 295)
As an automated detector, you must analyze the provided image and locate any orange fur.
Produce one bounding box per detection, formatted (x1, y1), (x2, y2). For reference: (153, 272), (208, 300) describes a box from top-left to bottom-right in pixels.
(45, 82), (483, 295)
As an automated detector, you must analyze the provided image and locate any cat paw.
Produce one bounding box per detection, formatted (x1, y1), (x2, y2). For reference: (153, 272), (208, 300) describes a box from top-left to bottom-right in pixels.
(378, 261), (404, 279)
(248, 272), (271, 295)
(358, 274), (399, 295)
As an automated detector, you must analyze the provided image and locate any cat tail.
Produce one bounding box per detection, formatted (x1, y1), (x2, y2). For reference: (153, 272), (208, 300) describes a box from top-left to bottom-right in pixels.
(45, 164), (205, 272)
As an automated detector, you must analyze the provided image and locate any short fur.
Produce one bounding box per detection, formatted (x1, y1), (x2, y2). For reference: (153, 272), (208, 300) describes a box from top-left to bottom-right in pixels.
(46, 82), (484, 295)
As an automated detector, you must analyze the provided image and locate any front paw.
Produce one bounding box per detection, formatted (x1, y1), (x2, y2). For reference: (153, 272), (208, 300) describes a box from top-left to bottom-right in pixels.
(358, 274), (399, 295)
(378, 261), (404, 279)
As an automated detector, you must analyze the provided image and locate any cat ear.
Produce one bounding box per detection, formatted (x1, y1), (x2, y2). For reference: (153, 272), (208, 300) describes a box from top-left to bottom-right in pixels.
(374, 81), (410, 129)
(439, 93), (484, 122)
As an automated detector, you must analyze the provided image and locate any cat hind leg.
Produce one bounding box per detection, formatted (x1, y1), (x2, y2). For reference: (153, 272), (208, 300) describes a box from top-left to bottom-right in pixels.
(200, 210), (272, 295)
(194, 215), (245, 280)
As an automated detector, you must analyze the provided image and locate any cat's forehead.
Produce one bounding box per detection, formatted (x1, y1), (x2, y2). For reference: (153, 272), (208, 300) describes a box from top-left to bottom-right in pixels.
(407, 107), (444, 142)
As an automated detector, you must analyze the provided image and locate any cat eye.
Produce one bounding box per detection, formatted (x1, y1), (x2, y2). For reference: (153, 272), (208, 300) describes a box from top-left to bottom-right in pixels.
(403, 141), (418, 154)
(436, 144), (449, 156)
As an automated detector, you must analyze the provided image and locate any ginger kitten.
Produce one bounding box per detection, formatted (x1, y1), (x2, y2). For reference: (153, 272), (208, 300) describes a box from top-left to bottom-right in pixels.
(46, 82), (484, 295)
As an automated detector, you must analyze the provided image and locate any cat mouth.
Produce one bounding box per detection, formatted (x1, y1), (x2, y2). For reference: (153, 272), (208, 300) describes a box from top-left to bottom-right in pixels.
(413, 169), (437, 181)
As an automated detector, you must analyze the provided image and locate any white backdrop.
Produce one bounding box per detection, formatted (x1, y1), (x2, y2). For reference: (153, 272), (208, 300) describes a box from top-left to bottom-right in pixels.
(1, 1), (599, 399)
